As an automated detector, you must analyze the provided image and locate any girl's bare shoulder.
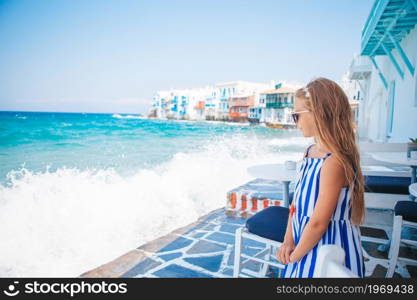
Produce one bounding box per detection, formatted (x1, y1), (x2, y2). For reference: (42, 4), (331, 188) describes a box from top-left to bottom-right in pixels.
(321, 155), (349, 186)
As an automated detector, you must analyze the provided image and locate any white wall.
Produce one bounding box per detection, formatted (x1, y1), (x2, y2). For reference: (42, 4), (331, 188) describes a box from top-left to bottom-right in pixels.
(360, 26), (417, 143)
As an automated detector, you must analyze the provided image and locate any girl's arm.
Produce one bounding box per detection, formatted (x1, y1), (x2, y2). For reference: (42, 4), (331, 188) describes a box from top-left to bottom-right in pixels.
(276, 208), (295, 264)
(288, 156), (347, 263)
(283, 209), (293, 242)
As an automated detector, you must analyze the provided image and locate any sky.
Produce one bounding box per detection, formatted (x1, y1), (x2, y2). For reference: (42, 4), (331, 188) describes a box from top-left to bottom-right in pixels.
(0, 0), (375, 114)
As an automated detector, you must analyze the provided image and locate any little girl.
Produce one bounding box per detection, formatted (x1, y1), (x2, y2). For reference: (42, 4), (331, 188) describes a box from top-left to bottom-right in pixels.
(276, 77), (365, 277)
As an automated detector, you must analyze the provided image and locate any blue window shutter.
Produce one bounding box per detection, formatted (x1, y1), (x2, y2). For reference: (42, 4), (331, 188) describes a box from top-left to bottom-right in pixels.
(387, 80), (395, 137)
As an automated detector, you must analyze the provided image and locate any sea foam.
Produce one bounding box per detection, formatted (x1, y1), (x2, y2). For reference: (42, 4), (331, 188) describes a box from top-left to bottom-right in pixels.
(0, 133), (311, 277)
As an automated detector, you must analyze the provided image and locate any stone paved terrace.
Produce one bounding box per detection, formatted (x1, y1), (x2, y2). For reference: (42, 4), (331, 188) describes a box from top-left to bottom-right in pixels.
(81, 207), (417, 278)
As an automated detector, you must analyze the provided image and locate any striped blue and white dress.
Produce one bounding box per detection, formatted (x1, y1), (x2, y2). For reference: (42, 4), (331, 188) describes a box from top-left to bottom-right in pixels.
(282, 144), (365, 278)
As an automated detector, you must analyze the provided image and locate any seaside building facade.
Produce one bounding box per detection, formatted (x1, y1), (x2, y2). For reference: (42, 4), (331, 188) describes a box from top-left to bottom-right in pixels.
(204, 89), (219, 120)
(262, 87), (296, 127)
(347, 0), (417, 142)
(215, 81), (270, 121)
(150, 88), (212, 120)
(194, 100), (206, 121)
(228, 95), (255, 122)
(149, 81), (272, 122)
(150, 91), (170, 119)
(215, 82), (239, 121)
(248, 93), (266, 124)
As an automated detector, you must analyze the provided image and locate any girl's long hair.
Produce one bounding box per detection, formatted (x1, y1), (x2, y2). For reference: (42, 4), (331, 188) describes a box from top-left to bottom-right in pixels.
(296, 77), (365, 225)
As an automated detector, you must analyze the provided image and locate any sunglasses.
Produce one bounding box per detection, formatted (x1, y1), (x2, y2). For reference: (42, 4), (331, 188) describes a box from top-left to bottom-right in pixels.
(291, 110), (309, 123)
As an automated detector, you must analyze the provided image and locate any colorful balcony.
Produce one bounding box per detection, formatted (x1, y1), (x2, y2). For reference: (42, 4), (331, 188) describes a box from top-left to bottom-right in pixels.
(348, 55), (373, 80)
(194, 101), (205, 110)
(266, 102), (293, 109)
(229, 96), (255, 107)
(361, 0), (417, 88)
(229, 112), (248, 118)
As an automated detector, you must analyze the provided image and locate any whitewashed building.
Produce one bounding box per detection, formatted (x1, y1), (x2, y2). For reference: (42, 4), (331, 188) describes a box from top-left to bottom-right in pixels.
(151, 91), (170, 119)
(249, 93), (267, 123)
(347, 0), (417, 143)
(150, 81), (272, 122)
(262, 86), (296, 126)
(151, 88), (212, 121)
(215, 81), (271, 121)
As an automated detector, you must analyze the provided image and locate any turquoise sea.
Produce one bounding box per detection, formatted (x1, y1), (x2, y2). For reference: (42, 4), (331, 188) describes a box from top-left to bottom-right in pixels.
(0, 111), (311, 277)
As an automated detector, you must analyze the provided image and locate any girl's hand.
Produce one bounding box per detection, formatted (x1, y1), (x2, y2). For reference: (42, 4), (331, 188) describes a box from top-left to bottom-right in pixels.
(289, 252), (300, 263)
(276, 238), (295, 264)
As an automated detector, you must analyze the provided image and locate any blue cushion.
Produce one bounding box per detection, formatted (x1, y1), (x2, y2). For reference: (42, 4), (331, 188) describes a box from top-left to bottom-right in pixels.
(364, 175), (411, 194)
(394, 201), (417, 223)
(245, 206), (289, 242)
